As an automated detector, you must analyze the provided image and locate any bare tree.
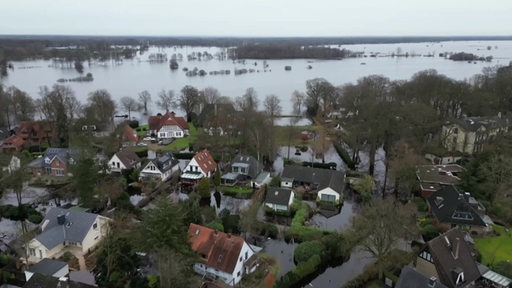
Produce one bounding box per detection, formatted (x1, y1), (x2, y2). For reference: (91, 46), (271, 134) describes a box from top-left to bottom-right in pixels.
(201, 86), (221, 105)
(178, 85), (200, 122)
(291, 90), (305, 115)
(138, 90), (152, 115)
(5, 86), (35, 122)
(85, 90), (116, 129)
(235, 87), (259, 112)
(119, 96), (141, 119)
(157, 89), (176, 112)
(264, 94), (282, 118)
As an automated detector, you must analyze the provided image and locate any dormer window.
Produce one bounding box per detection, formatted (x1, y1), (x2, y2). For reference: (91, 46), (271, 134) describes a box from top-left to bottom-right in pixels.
(44, 157), (51, 164)
(456, 271), (464, 285)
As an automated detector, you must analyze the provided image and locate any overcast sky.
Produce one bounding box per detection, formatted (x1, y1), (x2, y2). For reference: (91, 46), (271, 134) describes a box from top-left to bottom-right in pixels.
(2, 0), (511, 37)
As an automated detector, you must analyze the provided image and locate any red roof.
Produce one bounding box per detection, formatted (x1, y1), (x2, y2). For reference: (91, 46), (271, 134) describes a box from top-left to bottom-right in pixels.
(148, 111), (188, 131)
(121, 125), (139, 143)
(194, 149), (217, 174)
(188, 223), (245, 274)
(2, 134), (25, 148)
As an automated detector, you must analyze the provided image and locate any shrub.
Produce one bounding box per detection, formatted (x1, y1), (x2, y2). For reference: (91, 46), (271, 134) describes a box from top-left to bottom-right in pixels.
(294, 240), (325, 264)
(0, 253), (9, 266)
(59, 251), (76, 262)
(205, 220), (224, 232)
(261, 223), (279, 239)
(27, 213), (43, 224)
(333, 142), (356, 169)
(276, 254), (322, 288)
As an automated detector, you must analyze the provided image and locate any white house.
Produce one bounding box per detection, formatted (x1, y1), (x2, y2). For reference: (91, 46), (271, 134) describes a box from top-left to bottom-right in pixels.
(27, 208), (110, 264)
(0, 154), (21, 175)
(188, 223), (260, 286)
(264, 188), (295, 212)
(139, 153), (179, 182)
(181, 149), (217, 184)
(148, 111), (189, 139)
(317, 187), (342, 205)
(108, 149), (141, 173)
(25, 258), (69, 281)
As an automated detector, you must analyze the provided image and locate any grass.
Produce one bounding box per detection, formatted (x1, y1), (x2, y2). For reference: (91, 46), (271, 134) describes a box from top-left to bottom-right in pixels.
(219, 185), (254, 194)
(475, 225), (512, 265)
(135, 124), (149, 137)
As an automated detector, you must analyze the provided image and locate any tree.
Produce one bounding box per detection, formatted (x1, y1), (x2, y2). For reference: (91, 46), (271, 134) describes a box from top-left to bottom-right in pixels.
(71, 157), (100, 208)
(352, 198), (418, 280)
(138, 90), (151, 115)
(5, 86), (35, 122)
(239, 199), (262, 238)
(155, 249), (195, 288)
(264, 94), (282, 118)
(196, 177), (211, 199)
(120, 96), (141, 119)
(305, 78), (335, 119)
(156, 89), (175, 112)
(235, 88), (259, 112)
(178, 85), (200, 122)
(201, 86), (221, 105)
(37, 85), (81, 148)
(84, 89), (116, 130)
(95, 229), (140, 287)
(133, 198), (191, 255)
(291, 90), (305, 115)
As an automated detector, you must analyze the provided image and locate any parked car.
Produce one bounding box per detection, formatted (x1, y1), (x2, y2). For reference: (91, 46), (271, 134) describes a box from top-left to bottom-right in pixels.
(142, 136), (156, 142)
(158, 138), (174, 145)
(137, 142), (148, 147)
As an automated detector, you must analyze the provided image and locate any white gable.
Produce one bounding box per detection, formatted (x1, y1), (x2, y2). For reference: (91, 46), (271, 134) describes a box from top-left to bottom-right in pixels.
(108, 154), (127, 171)
(318, 187), (339, 197)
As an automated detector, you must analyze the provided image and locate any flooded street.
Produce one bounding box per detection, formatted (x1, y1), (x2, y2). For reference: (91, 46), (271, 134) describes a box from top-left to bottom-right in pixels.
(263, 239), (297, 278)
(310, 200), (358, 231)
(210, 192), (251, 215)
(310, 250), (373, 287)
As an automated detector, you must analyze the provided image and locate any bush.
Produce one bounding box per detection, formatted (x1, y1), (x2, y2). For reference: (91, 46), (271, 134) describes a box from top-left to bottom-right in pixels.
(261, 223), (279, 239)
(333, 142), (356, 170)
(0, 253), (9, 266)
(205, 220), (224, 232)
(277, 254), (322, 288)
(493, 261), (512, 278)
(413, 197), (427, 212)
(59, 251), (76, 262)
(301, 161), (336, 170)
(285, 201), (325, 242)
(27, 213), (43, 224)
(294, 241), (325, 264)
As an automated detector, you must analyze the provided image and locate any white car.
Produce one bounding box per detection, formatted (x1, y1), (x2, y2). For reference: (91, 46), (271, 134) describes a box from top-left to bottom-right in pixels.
(142, 136), (154, 141)
(137, 142), (148, 147)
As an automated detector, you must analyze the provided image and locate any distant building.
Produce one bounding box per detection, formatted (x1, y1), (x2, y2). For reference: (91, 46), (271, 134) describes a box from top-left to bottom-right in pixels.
(148, 111), (188, 139)
(264, 188), (294, 212)
(441, 114), (510, 154)
(27, 147), (80, 177)
(181, 149), (217, 184)
(108, 148), (141, 173)
(139, 152), (179, 182)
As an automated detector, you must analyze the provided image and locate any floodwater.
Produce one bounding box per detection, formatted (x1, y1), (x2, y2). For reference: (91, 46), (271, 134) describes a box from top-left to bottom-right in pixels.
(209, 192), (251, 215)
(3, 41), (512, 115)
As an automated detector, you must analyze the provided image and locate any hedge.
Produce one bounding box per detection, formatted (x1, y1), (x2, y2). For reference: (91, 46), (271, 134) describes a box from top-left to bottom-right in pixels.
(285, 201), (325, 242)
(276, 254), (322, 288)
(294, 240), (325, 264)
(333, 142), (356, 170)
(301, 161), (337, 170)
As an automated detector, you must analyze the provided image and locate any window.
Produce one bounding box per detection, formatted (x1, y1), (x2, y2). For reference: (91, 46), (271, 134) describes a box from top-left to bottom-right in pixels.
(240, 256), (243, 262)
(93, 223), (98, 229)
(237, 271), (241, 277)
(245, 251), (248, 260)
(456, 272), (465, 285)
(44, 157), (51, 164)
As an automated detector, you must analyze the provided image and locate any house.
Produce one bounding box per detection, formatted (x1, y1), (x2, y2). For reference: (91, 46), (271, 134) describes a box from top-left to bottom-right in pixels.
(27, 147), (78, 177)
(252, 171), (271, 188)
(26, 207), (110, 263)
(16, 121), (55, 148)
(317, 187), (343, 205)
(415, 228), (481, 288)
(396, 266), (447, 288)
(197, 103), (237, 135)
(441, 114), (510, 155)
(120, 124), (139, 147)
(23, 273), (97, 288)
(416, 164), (465, 197)
(426, 185), (489, 235)
(148, 111), (189, 139)
(139, 153), (179, 182)
(264, 188), (294, 212)
(478, 263), (512, 288)
(181, 149), (217, 184)
(221, 155), (262, 186)
(280, 166), (345, 200)
(108, 149), (141, 173)
(1, 134), (25, 152)
(188, 223), (260, 286)
(24, 258), (69, 281)
(0, 154), (21, 175)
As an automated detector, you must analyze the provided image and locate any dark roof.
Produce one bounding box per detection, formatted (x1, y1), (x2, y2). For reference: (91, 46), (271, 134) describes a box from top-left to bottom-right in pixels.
(23, 273), (96, 288)
(42, 148), (79, 169)
(427, 185), (486, 227)
(265, 188), (293, 206)
(427, 228), (481, 287)
(151, 152), (179, 173)
(35, 208), (101, 250)
(281, 165), (344, 193)
(188, 223), (248, 274)
(230, 155), (261, 179)
(27, 259), (67, 276)
(115, 149), (140, 169)
(447, 115), (510, 132)
(396, 266), (448, 288)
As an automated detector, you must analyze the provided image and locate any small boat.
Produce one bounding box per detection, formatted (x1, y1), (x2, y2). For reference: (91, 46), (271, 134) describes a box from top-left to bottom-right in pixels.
(360, 62), (366, 65)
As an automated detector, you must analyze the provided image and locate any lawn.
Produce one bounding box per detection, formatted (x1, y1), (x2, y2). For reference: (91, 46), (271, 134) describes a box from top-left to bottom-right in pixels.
(159, 123), (198, 151)
(475, 225), (512, 265)
(135, 124), (149, 137)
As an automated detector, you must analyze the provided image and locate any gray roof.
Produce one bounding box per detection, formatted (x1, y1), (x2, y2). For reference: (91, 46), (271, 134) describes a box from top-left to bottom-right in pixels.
(23, 273), (96, 288)
(230, 155), (262, 179)
(396, 266), (447, 288)
(42, 148), (79, 169)
(428, 185), (486, 227)
(281, 165), (345, 193)
(427, 228), (481, 287)
(265, 188), (293, 206)
(448, 115), (510, 132)
(35, 207), (100, 250)
(27, 258), (67, 276)
(115, 148), (141, 169)
(151, 153), (179, 173)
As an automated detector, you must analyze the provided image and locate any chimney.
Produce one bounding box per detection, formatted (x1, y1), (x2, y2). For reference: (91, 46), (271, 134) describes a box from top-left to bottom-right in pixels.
(454, 237), (460, 259)
(428, 276), (437, 287)
(57, 214), (66, 225)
